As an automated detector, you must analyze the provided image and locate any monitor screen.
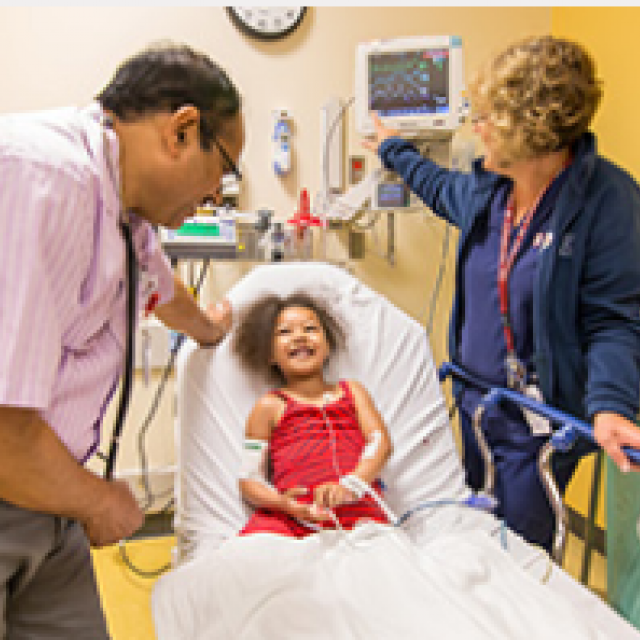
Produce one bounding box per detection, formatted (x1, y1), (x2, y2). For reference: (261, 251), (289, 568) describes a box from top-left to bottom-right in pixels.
(377, 182), (410, 208)
(355, 36), (465, 135)
(368, 49), (450, 118)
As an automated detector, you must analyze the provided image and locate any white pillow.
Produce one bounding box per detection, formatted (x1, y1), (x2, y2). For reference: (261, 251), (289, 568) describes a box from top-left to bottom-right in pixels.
(174, 262), (467, 562)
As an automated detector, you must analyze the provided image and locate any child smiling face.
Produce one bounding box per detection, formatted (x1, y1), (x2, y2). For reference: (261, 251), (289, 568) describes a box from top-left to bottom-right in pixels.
(271, 306), (331, 382)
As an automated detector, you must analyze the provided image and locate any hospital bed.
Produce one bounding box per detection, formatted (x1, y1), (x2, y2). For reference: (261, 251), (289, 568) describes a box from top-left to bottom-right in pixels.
(152, 262), (640, 639)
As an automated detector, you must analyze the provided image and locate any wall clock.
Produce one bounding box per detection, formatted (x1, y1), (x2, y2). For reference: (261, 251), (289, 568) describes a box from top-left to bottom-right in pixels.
(226, 7), (307, 41)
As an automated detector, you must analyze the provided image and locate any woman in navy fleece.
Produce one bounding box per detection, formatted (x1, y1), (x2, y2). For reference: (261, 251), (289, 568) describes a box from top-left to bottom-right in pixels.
(364, 35), (640, 551)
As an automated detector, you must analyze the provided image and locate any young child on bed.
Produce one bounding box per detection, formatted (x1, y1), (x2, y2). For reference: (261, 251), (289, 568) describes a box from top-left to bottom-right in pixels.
(233, 292), (393, 538)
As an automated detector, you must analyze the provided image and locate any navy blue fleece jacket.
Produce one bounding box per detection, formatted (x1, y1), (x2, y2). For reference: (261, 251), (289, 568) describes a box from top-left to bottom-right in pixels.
(379, 132), (640, 424)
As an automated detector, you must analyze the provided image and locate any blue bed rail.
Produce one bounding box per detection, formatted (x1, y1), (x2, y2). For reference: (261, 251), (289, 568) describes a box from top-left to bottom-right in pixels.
(438, 361), (640, 563)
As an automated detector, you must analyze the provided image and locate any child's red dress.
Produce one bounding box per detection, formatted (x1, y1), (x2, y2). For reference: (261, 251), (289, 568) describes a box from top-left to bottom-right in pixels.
(239, 380), (389, 538)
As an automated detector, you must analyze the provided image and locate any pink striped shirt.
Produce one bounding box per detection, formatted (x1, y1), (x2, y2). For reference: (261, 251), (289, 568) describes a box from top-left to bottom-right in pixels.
(0, 103), (175, 462)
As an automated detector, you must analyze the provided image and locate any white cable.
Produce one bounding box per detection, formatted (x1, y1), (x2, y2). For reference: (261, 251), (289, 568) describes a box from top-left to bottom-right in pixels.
(293, 507), (343, 533)
(321, 393), (343, 480)
(295, 393), (396, 546)
(340, 473), (398, 526)
(292, 393), (345, 535)
(520, 543), (554, 584)
(322, 392), (397, 525)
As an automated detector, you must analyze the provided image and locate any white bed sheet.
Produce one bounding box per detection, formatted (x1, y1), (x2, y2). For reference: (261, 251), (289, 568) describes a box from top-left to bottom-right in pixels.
(158, 262), (639, 640)
(153, 522), (614, 640)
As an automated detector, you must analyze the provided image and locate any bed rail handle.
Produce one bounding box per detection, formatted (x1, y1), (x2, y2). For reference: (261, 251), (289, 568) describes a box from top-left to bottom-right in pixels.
(438, 361), (640, 564)
(439, 362), (640, 465)
(538, 440), (568, 563)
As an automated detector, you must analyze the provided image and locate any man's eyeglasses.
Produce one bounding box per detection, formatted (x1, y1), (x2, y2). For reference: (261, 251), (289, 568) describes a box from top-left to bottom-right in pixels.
(213, 138), (242, 181)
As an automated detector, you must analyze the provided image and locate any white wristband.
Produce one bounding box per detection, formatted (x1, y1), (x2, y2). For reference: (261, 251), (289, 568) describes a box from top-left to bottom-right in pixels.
(240, 438), (269, 482)
(339, 474), (369, 499)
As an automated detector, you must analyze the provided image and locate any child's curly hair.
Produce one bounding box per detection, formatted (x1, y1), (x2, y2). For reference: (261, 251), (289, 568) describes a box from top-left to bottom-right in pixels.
(233, 292), (346, 386)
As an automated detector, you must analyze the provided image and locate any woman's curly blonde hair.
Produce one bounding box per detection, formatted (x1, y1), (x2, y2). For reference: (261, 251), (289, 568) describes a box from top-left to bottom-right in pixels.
(469, 35), (602, 163)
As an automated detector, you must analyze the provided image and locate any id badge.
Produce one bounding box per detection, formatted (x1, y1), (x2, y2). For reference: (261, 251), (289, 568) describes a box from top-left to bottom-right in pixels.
(522, 384), (551, 436)
(139, 269), (160, 316)
(505, 354), (526, 391)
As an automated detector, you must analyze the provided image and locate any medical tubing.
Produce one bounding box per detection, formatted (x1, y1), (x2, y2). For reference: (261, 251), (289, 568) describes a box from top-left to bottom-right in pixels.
(323, 399), (394, 522)
(294, 397), (391, 537)
(425, 222), (451, 339)
(116, 260), (210, 581)
(323, 396), (401, 528)
(290, 402), (346, 534)
(137, 259), (211, 511)
(136, 340), (181, 510)
(396, 495), (509, 552)
(321, 402), (343, 480)
(118, 495), (175, 579)
(520, 541), (554, 584)
(119, 539), (172, 579)
(340, 473), (398, 525)
(396, 494), (496, 527)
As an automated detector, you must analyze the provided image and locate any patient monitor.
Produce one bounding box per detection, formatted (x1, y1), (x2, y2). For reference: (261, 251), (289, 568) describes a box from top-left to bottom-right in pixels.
(355, 35), (467, 139)
(353, 36), (469, 212)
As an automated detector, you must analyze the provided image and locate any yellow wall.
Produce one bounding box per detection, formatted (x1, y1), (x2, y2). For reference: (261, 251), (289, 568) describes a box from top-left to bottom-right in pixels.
(552, 7), (640, 529)
(554, 8), (640, 178)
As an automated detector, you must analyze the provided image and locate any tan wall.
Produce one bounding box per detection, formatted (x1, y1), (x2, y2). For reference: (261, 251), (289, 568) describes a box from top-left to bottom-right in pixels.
(0, 6), (551, 479)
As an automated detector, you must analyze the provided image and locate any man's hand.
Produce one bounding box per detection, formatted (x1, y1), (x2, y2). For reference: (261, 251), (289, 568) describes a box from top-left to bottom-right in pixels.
(154, 277), (233, 348)
(81, 480), (144, 548)
(361, 112), (400, 154)
(594, 411), (640, 473)
(199, 298), (232, 347)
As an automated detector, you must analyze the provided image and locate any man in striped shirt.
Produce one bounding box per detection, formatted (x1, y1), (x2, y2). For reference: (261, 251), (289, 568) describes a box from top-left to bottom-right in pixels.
(0, 43), (243, 638)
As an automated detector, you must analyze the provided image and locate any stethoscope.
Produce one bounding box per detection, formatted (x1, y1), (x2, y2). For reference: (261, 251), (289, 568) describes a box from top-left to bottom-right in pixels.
(101, 115), (138, 480)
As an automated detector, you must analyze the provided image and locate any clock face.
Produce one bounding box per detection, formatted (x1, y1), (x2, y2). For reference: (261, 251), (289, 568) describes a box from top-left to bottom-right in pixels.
(226, 7), (307, 41)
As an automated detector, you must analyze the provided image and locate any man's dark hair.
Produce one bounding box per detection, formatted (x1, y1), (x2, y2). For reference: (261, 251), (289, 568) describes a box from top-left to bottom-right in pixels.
(96, 42), (241, 150)
(233, 293), (346, 386)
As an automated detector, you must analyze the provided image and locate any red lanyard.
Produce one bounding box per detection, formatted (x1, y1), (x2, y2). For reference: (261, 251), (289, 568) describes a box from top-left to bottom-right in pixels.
(498, 159), (572, 356)
(498, 160), (571, 388)
(497, 189), (546, 355)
